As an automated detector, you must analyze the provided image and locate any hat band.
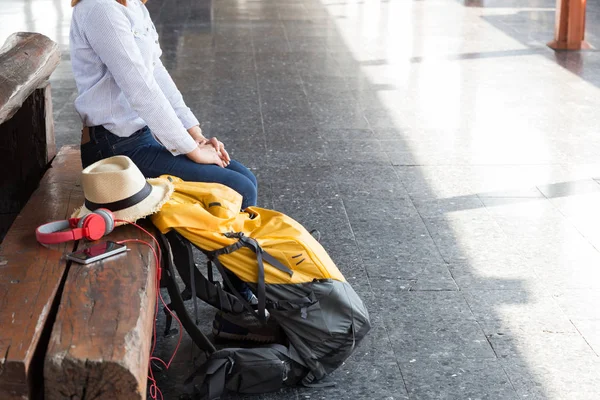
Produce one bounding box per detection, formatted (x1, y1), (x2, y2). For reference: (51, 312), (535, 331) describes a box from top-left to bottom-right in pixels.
(85, 182), (152, 212)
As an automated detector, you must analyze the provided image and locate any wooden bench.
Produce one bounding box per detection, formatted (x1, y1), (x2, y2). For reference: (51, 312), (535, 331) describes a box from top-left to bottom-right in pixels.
(0, 33), (158, 400)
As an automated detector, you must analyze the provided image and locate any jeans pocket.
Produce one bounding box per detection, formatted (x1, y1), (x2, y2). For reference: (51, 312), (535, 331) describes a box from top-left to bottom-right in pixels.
(111, 132), (145, 154)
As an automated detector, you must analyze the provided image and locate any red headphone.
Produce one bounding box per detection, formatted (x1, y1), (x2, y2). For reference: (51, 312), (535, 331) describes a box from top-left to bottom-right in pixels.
(35, 208), (115, 245)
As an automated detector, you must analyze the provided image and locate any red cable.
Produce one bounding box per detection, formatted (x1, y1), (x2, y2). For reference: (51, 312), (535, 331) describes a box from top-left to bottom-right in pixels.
(115, 220), (184, 400)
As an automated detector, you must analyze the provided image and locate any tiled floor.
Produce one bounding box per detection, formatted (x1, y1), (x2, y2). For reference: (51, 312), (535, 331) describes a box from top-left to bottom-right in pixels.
(3, 0), (600, 399)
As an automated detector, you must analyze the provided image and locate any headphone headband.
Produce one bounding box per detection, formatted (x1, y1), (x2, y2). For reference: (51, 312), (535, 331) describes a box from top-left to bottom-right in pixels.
(36, 220), (83, 244)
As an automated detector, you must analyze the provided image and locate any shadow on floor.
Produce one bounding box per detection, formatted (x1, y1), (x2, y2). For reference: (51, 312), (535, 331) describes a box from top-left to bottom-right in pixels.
(147, 1), (550, 400)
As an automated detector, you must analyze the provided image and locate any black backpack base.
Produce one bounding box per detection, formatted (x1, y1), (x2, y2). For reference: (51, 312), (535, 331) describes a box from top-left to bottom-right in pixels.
(185, 344), (306, 400)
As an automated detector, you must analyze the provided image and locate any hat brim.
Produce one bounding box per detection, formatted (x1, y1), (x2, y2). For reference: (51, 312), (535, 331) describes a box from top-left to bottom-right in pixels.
(72, 177), (174, 226)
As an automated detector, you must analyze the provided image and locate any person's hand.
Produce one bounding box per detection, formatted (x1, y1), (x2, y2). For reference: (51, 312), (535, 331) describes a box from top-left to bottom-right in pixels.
(187, 126), (230, 166)
(187, 125), (208, 145)
(207, 136), (231, 166)
(186, 144), (225, 167)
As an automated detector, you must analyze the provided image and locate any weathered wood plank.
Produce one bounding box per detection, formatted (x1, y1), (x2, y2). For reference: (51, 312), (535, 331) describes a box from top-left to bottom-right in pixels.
(0, 32), (60, 124)
(0, 32), (60, 242)
(0, 84), (58, 243)
(41, 81), (57, 163)
(0, 146), (83, 400)
(44, 219), (158, 399)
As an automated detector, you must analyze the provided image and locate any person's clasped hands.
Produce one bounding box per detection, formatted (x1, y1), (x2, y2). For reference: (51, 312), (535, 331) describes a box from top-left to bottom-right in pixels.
(186, 125), (231, 168)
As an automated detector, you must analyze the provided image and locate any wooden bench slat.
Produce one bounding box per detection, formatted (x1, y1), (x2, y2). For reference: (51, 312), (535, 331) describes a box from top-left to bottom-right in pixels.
(0, 146), (83, 399)
(43, 150), (158, 399)
(44, 224), (157, 399)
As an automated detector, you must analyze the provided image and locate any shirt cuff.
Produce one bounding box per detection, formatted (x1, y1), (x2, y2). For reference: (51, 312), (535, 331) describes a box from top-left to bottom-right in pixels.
(168, 133), (198, 156)
(179, 109), (200, 130)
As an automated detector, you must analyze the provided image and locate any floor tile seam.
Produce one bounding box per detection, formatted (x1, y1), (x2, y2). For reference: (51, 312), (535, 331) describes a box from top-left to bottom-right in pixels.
(292, 43), (311, 100)
(278, 12), (292, 45)
(406, 288), (458, 293)
(498, 362), (521, 399)
(371, 278), (531, 291)
(287, 22), (348, 197)
(256, 20), (311, 128)
(468, 196), (513, 239)
(249, 26), (269, 158)
(182, 1), (192, 28)
(356, 89), (371, 133)
(479, 192), (600, 304)
(477, 187), (545, 199)
(337, 197), (366, 274)
(391, 172), (457, 280)
(538, 184), (600, 255)
(461, 291), (592, 368)
(391, 162), (568, 167)
(569, 315), (600, 358)
(389, 181), (489, 297)
(250, 18), (328, 204)
(462, 291), (502, 362)
(382, 323), (411, 397)
(393, 168), (580, 294)
(248, 19), (285, 207)
(328, 191), (376, 305)
(390, 359), (411, 399)
(154, 0), (169, 22)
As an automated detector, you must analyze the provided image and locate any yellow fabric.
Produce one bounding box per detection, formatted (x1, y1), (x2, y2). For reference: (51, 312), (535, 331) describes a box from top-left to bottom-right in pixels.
(151, 176), (345, 284)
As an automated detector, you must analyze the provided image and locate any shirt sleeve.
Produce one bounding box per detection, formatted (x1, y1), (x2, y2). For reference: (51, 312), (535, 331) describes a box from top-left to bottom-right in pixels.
(153, 58), (200, 130)
(81, 2), (197, 156)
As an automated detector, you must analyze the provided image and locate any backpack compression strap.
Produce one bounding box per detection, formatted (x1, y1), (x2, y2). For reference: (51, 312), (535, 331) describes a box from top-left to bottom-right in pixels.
(207, 232), (293, 323)
(184, 357), (232, 400)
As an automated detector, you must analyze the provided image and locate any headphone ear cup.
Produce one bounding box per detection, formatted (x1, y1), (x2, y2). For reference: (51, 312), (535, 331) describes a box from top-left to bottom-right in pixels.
(94, 208), (115, 235)
(77, 214), (91, 229)
(79, 213), (106, 241)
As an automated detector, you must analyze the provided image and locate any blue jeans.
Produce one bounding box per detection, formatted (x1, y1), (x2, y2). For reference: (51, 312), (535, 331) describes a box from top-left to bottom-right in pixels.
(81, 125), (258, 210)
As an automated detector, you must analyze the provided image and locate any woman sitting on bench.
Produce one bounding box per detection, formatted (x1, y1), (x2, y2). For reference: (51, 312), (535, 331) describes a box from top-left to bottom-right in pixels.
(69, 0), (267, 341)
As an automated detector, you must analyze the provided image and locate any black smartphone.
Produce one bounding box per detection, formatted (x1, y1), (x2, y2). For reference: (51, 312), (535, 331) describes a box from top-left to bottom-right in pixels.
(66, 241), (128, 264)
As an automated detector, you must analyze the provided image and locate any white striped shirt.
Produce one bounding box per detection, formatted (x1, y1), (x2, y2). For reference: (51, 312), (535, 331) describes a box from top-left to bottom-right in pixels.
(70, 0), (198, 155)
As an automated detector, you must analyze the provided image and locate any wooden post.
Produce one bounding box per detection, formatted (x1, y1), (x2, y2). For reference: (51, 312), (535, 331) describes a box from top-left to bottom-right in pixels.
(548, 0), (590, 50)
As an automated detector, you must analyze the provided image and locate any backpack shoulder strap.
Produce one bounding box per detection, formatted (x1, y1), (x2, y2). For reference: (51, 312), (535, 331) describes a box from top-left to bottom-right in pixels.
(157, 231), (216, 353)
(166, 230), (246, 314)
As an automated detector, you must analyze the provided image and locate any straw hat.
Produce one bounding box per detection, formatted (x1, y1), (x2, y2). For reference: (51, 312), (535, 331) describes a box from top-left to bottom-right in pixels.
(72, 156), (174, 224)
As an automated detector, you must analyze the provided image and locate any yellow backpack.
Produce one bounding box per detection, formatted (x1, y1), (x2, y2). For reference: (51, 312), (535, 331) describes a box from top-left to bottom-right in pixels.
(151, 176), (370, 386)
(151, 176), (345, 285)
